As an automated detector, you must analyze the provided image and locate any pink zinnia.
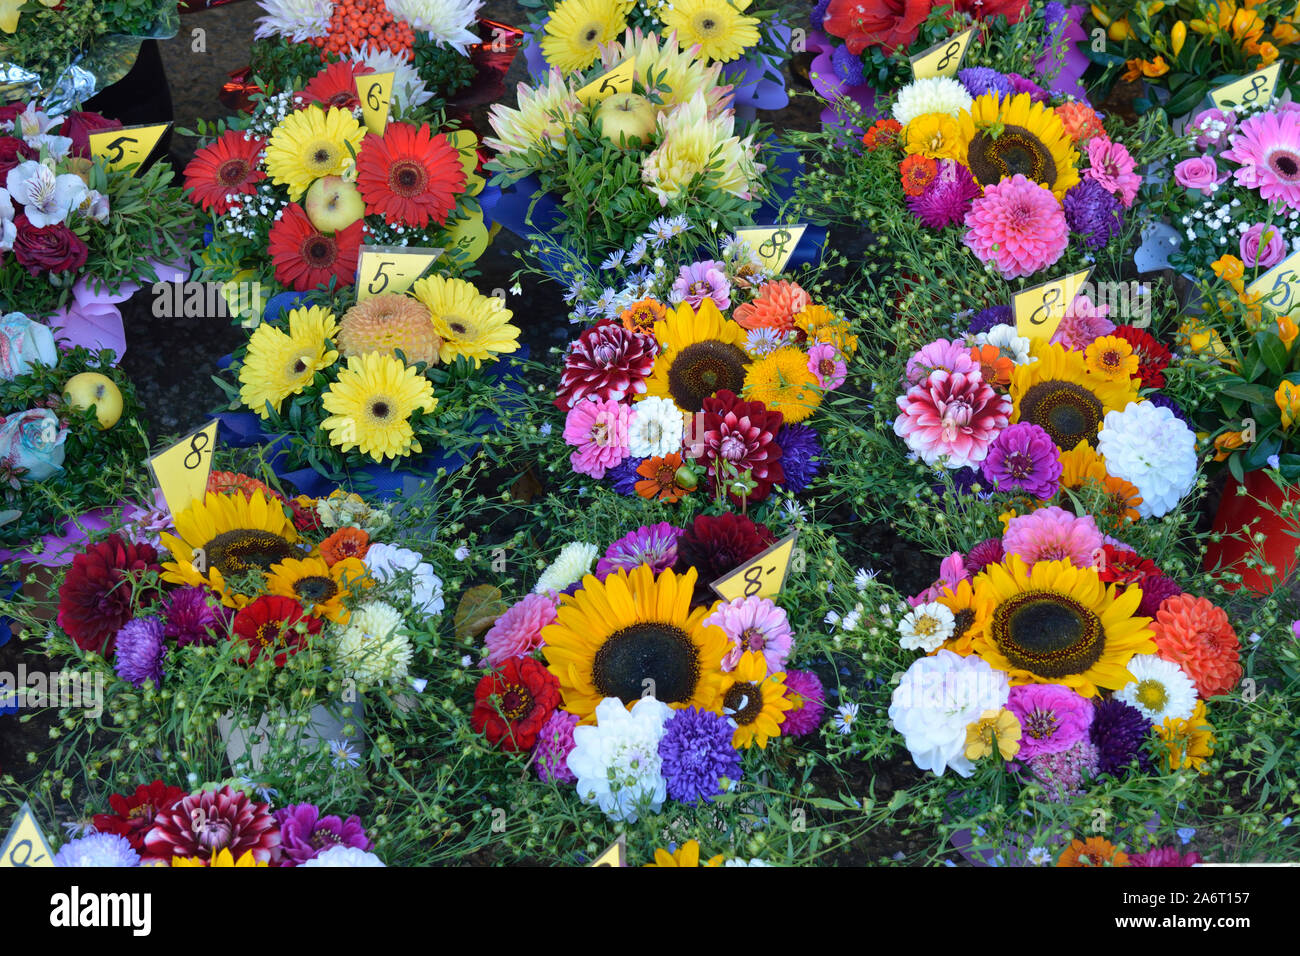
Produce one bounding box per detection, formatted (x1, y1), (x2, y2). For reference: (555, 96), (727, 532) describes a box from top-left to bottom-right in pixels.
(1006, 683), (1093, 760)
(910, 551), (968, 606)
(1221, 109), (1300, 209)
(1002, 506), (1104, 567)
(704, 595), (794, 673)
(905, 338), (977, 385)
(1085, 137), (1141, 207)
(964, 174), (1069, 279)
(779, 669), (827, 737)
(893, 369), (1011, 469)
(1050, 294), (1114, 351)
(563, 396), (631, 479)
(807, 343), (847, 390)
(484, 593), (558, 666)
(1129, 846), (1202, 867)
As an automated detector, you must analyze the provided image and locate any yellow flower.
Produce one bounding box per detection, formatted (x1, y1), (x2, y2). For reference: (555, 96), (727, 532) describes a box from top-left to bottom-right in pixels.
(265, 105), (366, 201)
(720, 651), (793, 750)
(238, 305), (339, 418)
(266, 555), (368, 623)
(965, 708), (1022, 761)
(1108, 17), (1132, 40)
(1176, 318), (1231, 362)
(743, 346), (823, 423)
(320, 352), (438, 462)
(1089, 4), (1112, 27)
(483, 71), (582, 157)
(795, 303), (858, 357)
(1172, 20), (1188, 54)
(1213, 429), (1248, 461)
(1276, 380), (1300, 428)
(658, 0), (761, 63)
(1083, 335), (1139, 382)
(172, 848), (268, 867)
(1278, 314), (1298, 349)
(1211, 253), (1245, 286)
(619, 29), (730, 113)
(642, 91), (761, 205)
(644, 297), (749, 413)
(1156, 700), (1214, 772)
(903, 112), (964, 161)
(1010, 342), (1139, 450)
(959, 92), (1080, 199)
(408, 275), (520, 368)
(540, 0), (634, 74)
(644, 840), (724, 866)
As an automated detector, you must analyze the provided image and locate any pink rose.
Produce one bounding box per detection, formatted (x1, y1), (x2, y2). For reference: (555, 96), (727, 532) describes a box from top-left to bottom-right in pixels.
(1174, 156), (1224, 195)
(1240, 222), (1287, 268)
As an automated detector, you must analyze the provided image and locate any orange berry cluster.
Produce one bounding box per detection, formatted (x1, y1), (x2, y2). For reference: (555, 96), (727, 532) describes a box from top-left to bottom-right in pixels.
(309, 0), (416, 60)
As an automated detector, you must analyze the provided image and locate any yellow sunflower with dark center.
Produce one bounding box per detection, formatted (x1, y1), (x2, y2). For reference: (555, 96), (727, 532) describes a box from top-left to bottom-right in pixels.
(161, 492), (300, 607)
(541, 564), (727, 724)
(266, 555), (367, 623)
(720, 650), (793, 749)
(643, 298), (749, 413)
(971, 555), (1155, 697)
(936, 578), (993, 656)
(1010, 342), (1139, 451)
(959, 93), (1080, 199)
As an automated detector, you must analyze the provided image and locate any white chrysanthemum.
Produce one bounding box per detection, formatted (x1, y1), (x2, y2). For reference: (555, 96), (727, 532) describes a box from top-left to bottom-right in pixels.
(1096, 401), (1197, 518)
(724, 858), (773, 866)
(888, 650), (1009, 777)
(973, 324), (1033, 365)
(349, 43), (433, 112)
(301, 846), (386, 866)
(534, 541), (599, 594)
(253, 0), (332, 41)
(642, 92), (763, 206)
(333, 600), (414, 685)
(892, 77), (973, 127)
(898, 602), (956, 653)
(567, 696), (672, 822)
(1115, 654), (1197, 723)
(384, 0), (483, 53)
(53, 832), (140, 867)
(363, 543), (445, 616)
(627, 396), (684, 458)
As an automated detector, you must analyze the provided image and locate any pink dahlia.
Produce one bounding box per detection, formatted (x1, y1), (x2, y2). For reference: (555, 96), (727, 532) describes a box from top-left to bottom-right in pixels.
(1084, 137), (1141, 207)
(1050, 294), (1114, 351)
(808, 343), (847, 390)
(893, 369), (1011, 469)
(563, 396), (631, 479)
(908, 158), (981, 228)
(1221, 109), (1300, 209)
(554, 320), (657, 410)
(484, 593), (558, 667)
(703, 595), (794, 673)
(1002, 506), (1104, 567)
(964, 174), (1069, 279)
(142, 785), (280, 864)
(697, 389), (784, 503)
(905, 338), (978, 386)
(779, 669), (827, 737)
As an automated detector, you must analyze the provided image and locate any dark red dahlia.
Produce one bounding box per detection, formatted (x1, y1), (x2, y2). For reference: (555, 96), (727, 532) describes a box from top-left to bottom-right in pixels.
(56, 535), (162, 655)
(675, 513), (776, 604)
(964, 538), (1006, 577)
(554, 320), (658, 410)
(92, 780), (186, 852)
(1112, 326), (1173, 390)
(471, 656), (561, 752)
(696, 389), (784, 503)
(231, 595), (321, 667)
(142, 785), (280, 864)
(288, 497), (324, 533)
(1098, 544), (1162, 586)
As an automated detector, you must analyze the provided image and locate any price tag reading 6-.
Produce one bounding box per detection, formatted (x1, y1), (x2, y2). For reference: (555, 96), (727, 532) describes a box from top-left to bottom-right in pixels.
(356, 71), (395, 135)
(355, 245), (443, 302)
(1246, 248), (1300, 314)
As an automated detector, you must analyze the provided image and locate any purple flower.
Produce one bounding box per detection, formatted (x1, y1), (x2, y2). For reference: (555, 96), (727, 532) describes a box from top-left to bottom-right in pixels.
(1027, 737), (1098, 801)
(1240, 222), (1287, 268)
(1136, 573), (1182, 618)
(811, 0), (831, 24)
(605, 455), (645, 495)
(958, 67), (1014, 99)
(672, 260), (731, 311)
(1129, 846), (1202, 866)
(1293, 619), (1300, 641)
(658, 706), (743, 804)
(1006, 684), (1093, 760)
(780, 669), (826, 737)
(596, 522), (683, 577)
(831, 44), (866, 86)
(1007, 73), (1050, 103)
(113, 618), (166, 688)
(163, 586), (224, 648)
(968, 305), (1011, 337)
(774, 424), (821, 493)
(273, 803), (372, 866)
(980, 422), (1063, 499)
(1063, 179), (1123, 250)
(907, 159), (981, 229)
(1090, 697), (1153, 778)
(533, 709), (579, 783)
(1146, 392), (1189, 425)
(963, 537), (1004, 576)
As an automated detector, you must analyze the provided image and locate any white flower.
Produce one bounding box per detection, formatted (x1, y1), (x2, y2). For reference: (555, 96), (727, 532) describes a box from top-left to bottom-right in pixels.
(534, 541), (599, 594)
(253, 0), (331, 41)
(1027, 846), (1053, 866)
(854, 568), (879, 590)
(898, 602), (955, 653)
(349, 43), (434, 111)
(6, 161), (87, 228)
(973, 323), (1033, 365)
(833, 702), (859, 734)
(364, 543), (445, 616)
(453, 545), (471, 561)
(385, 0), (483, 54)
(723, 858), (773, 866)
(888, 650), (1009, 777)
(316, 492), (391, 532)
(1096, 401), (1197, 518)
(1115, 654), (1197, 723)
(567, 696), (673, 822)
(332, 600), (413, 684)
(626, 396), (684, 458)
(892, 77), (973, 126)
(302, 846), (386, 866)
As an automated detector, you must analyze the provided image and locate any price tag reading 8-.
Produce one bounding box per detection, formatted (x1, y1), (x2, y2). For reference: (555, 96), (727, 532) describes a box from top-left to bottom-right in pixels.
(734, 224), (809, 274)
(148, 419), (219, 521)
(909, 27), (975, 80)
(710, 532), (798, 602)
(354, 244), (442, 302)
(1013, 268), (1093, 343)
(1246, 248), (1300, 315)
(1209, 62), (1281, 111)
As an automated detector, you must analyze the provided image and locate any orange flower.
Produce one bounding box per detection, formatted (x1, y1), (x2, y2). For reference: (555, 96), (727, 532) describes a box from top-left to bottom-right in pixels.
(320, 527), (370, 566)
(1151, 594), (1242, 698)
(1121, 57), (1170, 81)
(1211, 253), (1245, 284)
(969, 344), (1013, 387)
(899, 154), (938, 197)
(620, 298), (667, 336)
(1278, 314), (1299, 349)
(635, 453), (692, 502)
(1054, 101), (1106, 145)
(1097, 474), (1144, 529)
(1057, 837), (1129, 867)
(862, 118), (902, 151)
(1212, 430), (1247, 461)
(207, 471), (282, 501)
(733, 280), (810, 332)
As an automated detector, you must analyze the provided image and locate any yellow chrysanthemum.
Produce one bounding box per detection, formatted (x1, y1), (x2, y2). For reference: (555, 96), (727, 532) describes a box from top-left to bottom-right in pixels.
(644, 840), (725, 866)
(320, 352), (438, 462)
(720, 650), (793, 749)
(617, 29), (729, 113)
(1083, 335), (1139, 382)
(795, 303), (858, 357)
(970, 555), (1157, 697)
(959, 92), (1081, 198)
(936, 578), (993, 656)
(239, 305), (339, 418)
(408, 275), (520, 367)
(643, 298), (748, 413)
(266, 555), (368, 623)
(744, 346), (823, 423)
(540, 564), (728, 724)
(541, 0), (634, 73)
(160, 492), (300, 608)
(1010, 342), (1140, 451)
(264, 105), (366, 201)
(658, 0), (760, 62)
(172, 848), (267, 867)
(484, 70), (583, 157)
(904, 112), (965, 161)
(641, 91), (761, 205)
(1156, 699), (1215, 772)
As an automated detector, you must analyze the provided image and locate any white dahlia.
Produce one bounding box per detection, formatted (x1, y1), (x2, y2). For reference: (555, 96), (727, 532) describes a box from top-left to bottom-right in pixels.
(627, 396), (684, 458)
(888, 650), (1010, 777)
(1096, 401), (1197, 518)
(253, 0), (332, 41)
(567, 695), (673, 823)
(301, 846), (386, 866)
(534, 541), (599, 594)
(332, 600), (414, 685)
(384, 0), (483, 54)
(892, 77), (974, 127)
(363, 543), (445, 616)
(1115, 654), (1197, 724)
(898, 602), (955, 653)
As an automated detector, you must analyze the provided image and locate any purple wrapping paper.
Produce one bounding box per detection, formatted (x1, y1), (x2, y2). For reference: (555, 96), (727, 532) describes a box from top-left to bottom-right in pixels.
(46, 258), (190, 363)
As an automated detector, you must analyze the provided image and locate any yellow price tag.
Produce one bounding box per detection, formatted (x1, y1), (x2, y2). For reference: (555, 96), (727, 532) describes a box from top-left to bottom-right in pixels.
(1209, 62), (1281, 111)
(710, 532), (798, 603)
(734, 225), (808, 275)
(589, 835), (626, 867)
(910, 27), (975, 80)
(147, 420), (218, 521)
(1014, 268), (1093, 343)
(1246, 248), (1300, 315)
(356, 71), (395, 135)
(0, 803), (54, 867)
(355, 244), (442, 301)
(88, 123), (171, 173)
(443, 211), (490, 264)
(576, 59), (637, 105)
(446, 129), (485, 196)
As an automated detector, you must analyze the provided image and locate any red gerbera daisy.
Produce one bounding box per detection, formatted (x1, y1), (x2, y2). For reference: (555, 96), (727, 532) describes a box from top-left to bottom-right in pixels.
(142, 785), (280, 865)
(355, 122), (466, 227)
(470, 656), (561, 752)
(92, 780), (186, 852)
(56, 535), (161, 655)
(696, 389), (785, 503)
(183, 129), (267, 215)
(268, 203), (363, 292)
(230, 595), (321, 666)
(1112, 325), (1173, 390)
(300, 60), (375, 111)
(555, 320), (658, 410)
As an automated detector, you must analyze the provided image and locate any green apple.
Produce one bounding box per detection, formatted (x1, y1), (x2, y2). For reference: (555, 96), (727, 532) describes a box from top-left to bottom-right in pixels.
(304, 175), (366, 233)
(595, 93), (658, 147)
(63, 372), (123, 430)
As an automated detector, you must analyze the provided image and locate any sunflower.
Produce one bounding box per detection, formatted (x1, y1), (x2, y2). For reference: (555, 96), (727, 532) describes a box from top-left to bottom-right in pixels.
(320, 352), (439, 462)
(1156, 699), (1214, 772)
(645, 840), (724, 867)
(239, 305), (340, 418)
(971, 555), (1156, 697)
(720, 650), (792, 749)
(935, 578), (993, 656)
(266, 555), (368, 623)
(172, 848), (268, 867)
(958, 93), (1080, 199)
(160, 492), (300, 607)
(743, 346), (822, 423)
(264, 105), (366, 201)
(540, 564), (727, 724)
(540, 0), (634, 73)
(658, 0), (760, 62)
(355, 122), (466, 227)
(644, 298), (749, 414)
(1009, 342), (1139, 451)
(409, 275), (520, 367)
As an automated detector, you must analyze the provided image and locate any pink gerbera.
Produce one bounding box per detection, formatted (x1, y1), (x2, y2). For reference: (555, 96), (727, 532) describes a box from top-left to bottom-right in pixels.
(484, 593), (558, 666)
(1220, 109), (1300, 210)
(703, 595), (794, 673)
(807, 343), (847, 390)
(893, 369), (1011, 469)
(1002, 506), (1104, 567)
(1049, 294), (1114, 351)
(905, 338), (978, 385)
(964, 174), (1069, 279)
(1084, 137), (1141, 207)
(563, 396), (631, 478)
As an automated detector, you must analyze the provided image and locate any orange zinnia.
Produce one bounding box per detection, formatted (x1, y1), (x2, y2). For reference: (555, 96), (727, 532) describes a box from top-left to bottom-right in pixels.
(1057, 837), (1129, 867)
(862, 118), (902, 151)
(635, 453), (692, 502)
(899, 154), (937, 197)
(620, 298), (667, 336)
(1097, 475), (1143, 529)
(1151, 594), (1242, 698)
(207, 471), (283, 501)
(969, 344), (1013, 387)
(320, 527), (371, 566)
(733, 280), (810, 333)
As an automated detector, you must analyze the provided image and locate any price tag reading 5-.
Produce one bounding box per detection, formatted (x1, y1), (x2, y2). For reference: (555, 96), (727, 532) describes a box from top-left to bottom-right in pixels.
(355, 245), (442, 302)
(356, 72), (395, 135)
(1014, 268), (1093, 343)
(1210, 62), (1281, 111)
(1247, 248), (1300, 314)
(735, 224), (809, 274)
(710, 532), (798, 602)
(148, 419), (219, 520)
(576, 59), (637, 105)
(910, 27), (975, 80)
(88, 123), (172, 173)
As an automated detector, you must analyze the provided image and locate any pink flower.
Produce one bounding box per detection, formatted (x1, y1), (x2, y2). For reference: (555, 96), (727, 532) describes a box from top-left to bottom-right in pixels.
(563, 396), (631, 478)
(703, 595), (794, 672)
(1221, 109), (1300, 209)
(1240, 222), (1287, 268)
(1085, 137), (1141, 207)
(672, 260), (731, 310)
(964, 174), (1069, 279)
(1049, 294), (1113, 351)
(1188, 108), (1236, 150)
(484, 593), (558, 666)
(1002, 506), (1104, 567)
(1173, 156), (1225, 196)
(904, 338), (977, 386)
(807, 343), (847, 390)
(893, 369), (1011, 469)
(909, 551), (968, 606)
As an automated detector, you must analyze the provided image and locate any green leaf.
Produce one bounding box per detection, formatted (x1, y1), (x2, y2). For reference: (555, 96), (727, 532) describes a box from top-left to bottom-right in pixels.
(1243, 434), (1284, 471)
(1165, 81), (1210, 118)
(1220, 382), (1276, 406)
(1258, 331), (1289, 377)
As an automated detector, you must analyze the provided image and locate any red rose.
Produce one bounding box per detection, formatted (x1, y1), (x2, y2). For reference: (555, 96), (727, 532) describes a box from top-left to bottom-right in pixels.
(0, 136), (37, 178)
(822, 0), (931, 54)
(471, 656), (561, 751)
(60, 110), (123, 160)
(0, 103), (25, 126)
(12, 214), (89, 275)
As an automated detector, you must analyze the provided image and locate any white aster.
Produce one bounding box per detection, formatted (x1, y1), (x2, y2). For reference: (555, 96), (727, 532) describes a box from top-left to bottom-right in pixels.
(253, 0), (332, 41)
(384, 0), (483, 54)
(566, 695), (673, 823)
(626, 396), (684, 458)
(833, 702), (859, 734)
(1114, 654), (1197, 723)
(898, 602), (955, 653)
(534, 541), (599, 594)
(888, 650), (1010, 777)
(892, 77), (973, 127)
(332, 600), (414, 684)
(364, 542), (445, 616)
(1096, 401), (1197, 518)
(1027, 846), (1052, 866)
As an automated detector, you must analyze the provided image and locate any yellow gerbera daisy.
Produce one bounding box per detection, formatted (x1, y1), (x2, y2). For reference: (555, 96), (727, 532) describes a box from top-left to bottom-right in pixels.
(720, 650), (792, 749)
(743, 345), (823, 423)
(904, 112), (965, 161)
(266, 555), (368, 623)
(320, 353), (438, 462)
(658, 0), (761, 62)
(1009, 342), (1140, 451)
(265, 105), (366, 201)
(958, 92), (1080, 198)
(970, 555), (1156, 697)
(643, 297), (749, 413)
(644, 840), (725, 866)
(540, 0), (634, 73)
(239, 305), (340, 418)
(408, 275), (520, 367)
(540, 564), (728, 724)
(172, 848), (268, 867)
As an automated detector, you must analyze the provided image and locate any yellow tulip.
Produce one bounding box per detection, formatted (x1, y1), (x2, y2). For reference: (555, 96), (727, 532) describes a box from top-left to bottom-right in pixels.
(1276, 380), (1300, 429)
(1172, 20), (1188, 53)
(1091, 4), (1113, 26)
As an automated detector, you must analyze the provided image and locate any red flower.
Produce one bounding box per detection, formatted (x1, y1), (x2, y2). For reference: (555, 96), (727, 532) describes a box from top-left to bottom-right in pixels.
(0, 103), (25, 125)
(0, 136), (37, 178)
(355, 122), (466, 228)
(183, 129), (267, 215)
(60, 110), (122, 160)
(555, 320), (658, 410)
(1112, 325), (1173, 390)
(822, 0), (930, 54)
(230, 595), (320, 666)
(300, 60), (375, 111)
(1097, 545), (1162, 585)
(92, 780), (186, 852)
(696, 389), (784, 503)
(12, 214), (88, 274)
(675, 512), (775, 604)
(289, 496), (324, 533)
(142, 785), (280, 864)
(207, 470), (283, 501)
(268, 203), (363, 291)
(471, 656), (561, 752)
(900, 154), (937, 197)
(862, 119), (902, 151)
(56, 535), (161, 655)
(950, 0), (1029, 23)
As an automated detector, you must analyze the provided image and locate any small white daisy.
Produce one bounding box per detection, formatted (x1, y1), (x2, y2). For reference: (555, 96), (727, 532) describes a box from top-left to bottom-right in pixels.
(898, 602), (956, 653)
(834, 702), (859, 735)
(1115, 655), (1197, 723)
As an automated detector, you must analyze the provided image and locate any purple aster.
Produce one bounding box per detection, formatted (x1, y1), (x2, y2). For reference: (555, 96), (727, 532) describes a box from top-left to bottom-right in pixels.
(907, 159), (980, 229)
(533, 709), (579, 783)
(672, 260), (731, 311)
(1063, 179), (1124, 250)
(1044, 1), (1068, 34)
(811, 0), (831, 25)
(980, 422), (1063, 499)
(964, 537), (1005, 576)
(658, 706), (743, 805)
(968, 305), (1012, 336)
(775, 424), (822, 493)
(606, 455), (646, 495)
(779, 669), (826, 737)
(1007, 73), (1050, 103)
(1006, 684), (1093, 760)
(273, 803), (371, 866)
(831, 44), (866, 87)
(958, 67), (1014, 99)
(1129, 846), (1202, 866)
(113, 618), (167, 688)
(596, 522), (684, 577)
(1090, 697), (1154, 778)
(1146, 392), (1189, 425)
(1027, 737), (1099, 802)
(163, 585), (224, 648)
(1136, 573), (1183, 618)
(54, 832), (140, 867)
